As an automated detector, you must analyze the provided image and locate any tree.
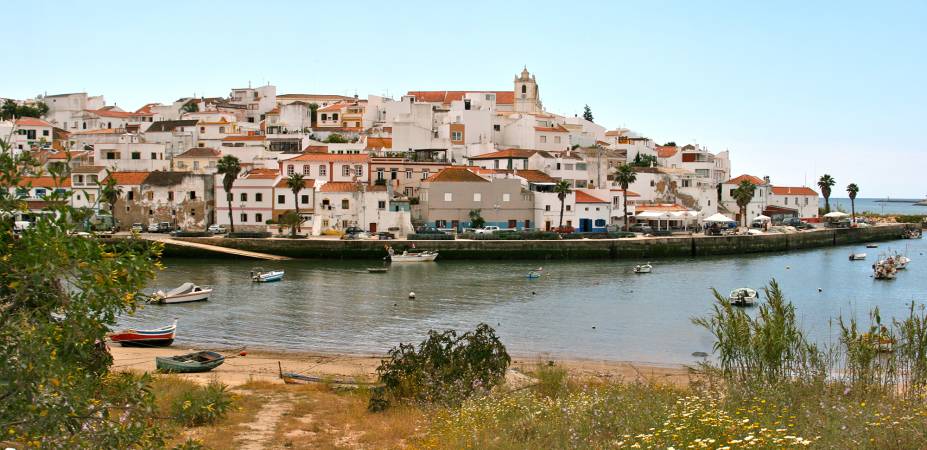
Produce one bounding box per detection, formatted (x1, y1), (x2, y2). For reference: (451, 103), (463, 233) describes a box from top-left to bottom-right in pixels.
(846, 183), (859, 225)
(468, 209), (485, 229)
(308, 103), (319, 127)
(630, 153), (658, 168)
(181, 101), (198, 113)
(217, 155), (241, 233)
(664, 141), (677, 147)
(0, 138), (165, 447)
(732, 180), (757, 227)
(818, 174), (836, 214)
(100, 170), (122, 214)
(0, 99), (49, 120)
(554, 180), (573, 230)
(324, 133), (349, 144)
(582, 104), (594, 122)
(286, 173), (306, 237)
(614, 164), (638, 231)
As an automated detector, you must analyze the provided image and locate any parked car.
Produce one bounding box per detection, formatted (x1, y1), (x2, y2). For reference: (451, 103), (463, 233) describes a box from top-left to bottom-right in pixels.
(130, 223), (144, 233)
(341, 227), (371, 240)
(147, 223), (159, 233)
(207, 224), (227, 234)
(781, 217), (813, 229)
(473, 226), (501, 235)
(414, 226), (447, 235)
(629, 224), (654, 234)
(376, 231), (396, 240)
(153, 222), (174, 233)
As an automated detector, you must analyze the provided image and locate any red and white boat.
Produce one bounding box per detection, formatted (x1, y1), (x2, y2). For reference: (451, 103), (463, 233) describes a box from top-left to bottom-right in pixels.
(108, 319), (177, 347)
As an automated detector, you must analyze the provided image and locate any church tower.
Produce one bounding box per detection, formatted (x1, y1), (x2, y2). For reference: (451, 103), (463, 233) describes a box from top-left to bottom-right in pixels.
(514, 67), (541, 113)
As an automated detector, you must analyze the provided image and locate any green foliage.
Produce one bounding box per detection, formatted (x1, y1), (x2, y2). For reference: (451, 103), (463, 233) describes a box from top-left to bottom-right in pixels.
(614, 164), (637, 230)
(216, 155), (241, 232)
(630, 153), (658, 168)
(170, 381), (234, 427)
(554, 180), (573, 229)
(181, 101), (198, 113)
(664, 141), (677, 146)
(100, 169), (122, 213)
(532, 361), (569, 398)
(468, 209), (485, 229)
(285, 173), (306, 237)
(895, 214), (926, 224)
(1, 99), (49, 120)
(818, 174), (836, 213)
(173, 438), (208, 450)
(324, 133), (349, 143)
(370, 324), (510, 410)
(582, 104), (594, 122)
(732, 180), (757, 227)
(0, 139), (165, 447)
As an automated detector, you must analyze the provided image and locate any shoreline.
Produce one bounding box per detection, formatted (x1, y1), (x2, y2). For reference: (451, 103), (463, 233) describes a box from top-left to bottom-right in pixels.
(110, 346), (694, 387)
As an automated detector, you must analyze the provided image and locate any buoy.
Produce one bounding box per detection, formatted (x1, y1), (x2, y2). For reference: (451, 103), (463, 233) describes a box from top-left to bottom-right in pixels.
(409, 291), (416, 299)
(393, 303), (398, 306)
(818, 288), (823, 292)
(532, 291), (537, 295)
(239, 351), (248, 357)
(592, 326), (596, 329)
(786, 266), (791, 269)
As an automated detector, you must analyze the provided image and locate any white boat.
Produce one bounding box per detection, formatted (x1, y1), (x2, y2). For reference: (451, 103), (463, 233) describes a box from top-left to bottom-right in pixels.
(633, 263), (653, 274)
(874, 258), (897, 280)
(387, 247), (438, 262)
(895, 255), (911, 270)
(849, 253), (867, 261)
(729, 288), (758, 306)
(151, 283), (212, 304)
(251, 268), (285, 282)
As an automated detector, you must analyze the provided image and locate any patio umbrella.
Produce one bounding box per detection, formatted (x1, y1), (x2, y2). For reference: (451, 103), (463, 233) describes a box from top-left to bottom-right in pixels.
(752, 214), (771, 222)
(704, 213), (735, 223)
(823, 211), (849, 218)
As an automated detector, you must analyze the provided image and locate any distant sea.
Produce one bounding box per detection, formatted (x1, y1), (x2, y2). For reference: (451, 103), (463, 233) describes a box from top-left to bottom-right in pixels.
(822, 197), (927, 215)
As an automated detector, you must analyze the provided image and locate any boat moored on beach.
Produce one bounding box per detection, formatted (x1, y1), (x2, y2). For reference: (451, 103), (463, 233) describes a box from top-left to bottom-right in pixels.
(156, 351), (225, 373)
(109, 319), (177, 347)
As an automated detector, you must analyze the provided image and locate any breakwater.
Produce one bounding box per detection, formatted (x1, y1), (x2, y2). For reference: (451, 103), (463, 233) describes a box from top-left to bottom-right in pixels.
(130, 223), (912, 260)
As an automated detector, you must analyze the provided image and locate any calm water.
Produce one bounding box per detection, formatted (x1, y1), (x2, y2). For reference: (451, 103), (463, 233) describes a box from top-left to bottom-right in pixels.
(824, 197), (927, 215)
(118, 237), (927, 365)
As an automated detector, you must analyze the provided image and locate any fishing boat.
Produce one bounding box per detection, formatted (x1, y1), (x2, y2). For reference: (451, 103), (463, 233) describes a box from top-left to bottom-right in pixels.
(866, 244), (879, 249)
(633, 263), (653, 274)
(109, 319), (177, 347)
(729, 288), (758, 307)
(849, 253), (867, 261)
(873, 258), (897, 280)
(386, 246), (438, 262)
(895, 255), (911, 270)
(367, 267), (389, 273)
(251, 268), (285, 282)
(156, 351), (225, 373)
(527, 267), (543, 279)
(150, 283), (212, 304)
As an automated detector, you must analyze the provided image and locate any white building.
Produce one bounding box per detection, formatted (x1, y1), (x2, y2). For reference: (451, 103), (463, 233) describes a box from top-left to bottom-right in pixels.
(94, 137), (169, 172)
(213, 168), (278, 231)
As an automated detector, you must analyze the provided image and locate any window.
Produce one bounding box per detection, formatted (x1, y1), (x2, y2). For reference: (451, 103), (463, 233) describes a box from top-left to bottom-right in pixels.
(253, 193), (262, 202)
(540, 136), (547, 143)
(376, 169), (385, 180)
(130, 152), (140, 160)
(189, 191), (196, 200)
(127, 191), (134, 201)
(555, 136), (563, 144)
(545, 205), (551, 211)
(493, 124), (500, 131)
(284, 165), (293, 175)
(784, 197), (789, 205)
(729, 189), (736, 197)
(390, 168), (398, 180)
(255, 213), (263, 223)
(42, 129), (49, 137)
(421, 169), (430, 180)
(566, 205), (572, 211)
(342, 165), (351, 177)
(277, 194), (285, 204)
(681, 179), (691, 188)
(378, 200), (386, 209)
(193, 161), (200, 170)
(473, 193), (481, 202)
(595, 219), (606, 227)
(405, 169), (412, 179)
(355, 165), (363, 177)
(556, 163), (561, 170)
(240, 193), (248, 202)
(804, 197), (809, 206)
(151, 152), (158, 160)
(493, 160), (500, 169)
(332, 113), (339, 121)
(167, 191), (174, 201)
(303, 165), (311, 175)
(341, 199), (350, 209)
(240, 213), (248, 222)
(435, 220), (447, 228)
(521, 85), (527, 94)
(444, 192), (453, 202)
(321, 113), (328, 121)
(200, 127), (206, 133)
(576, 163), (587, 170)
(319, 165), (326, 176)
(502, 193), (510, 202)
(451, 131), (462, 141)
(523, 160), (529, 169)
(301, 194), (309, 204)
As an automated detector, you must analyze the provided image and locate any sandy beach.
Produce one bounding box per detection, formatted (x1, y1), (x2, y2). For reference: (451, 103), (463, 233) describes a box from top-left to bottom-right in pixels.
(110, 345), (693, 387)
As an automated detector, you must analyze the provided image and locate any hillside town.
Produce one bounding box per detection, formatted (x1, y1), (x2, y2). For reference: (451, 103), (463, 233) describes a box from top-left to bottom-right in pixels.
(1, 68), (821, 236)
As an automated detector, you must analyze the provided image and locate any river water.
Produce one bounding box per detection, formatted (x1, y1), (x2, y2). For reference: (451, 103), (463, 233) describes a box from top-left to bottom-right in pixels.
(824, 197), (927, 215)
(118, 237), (927, 365)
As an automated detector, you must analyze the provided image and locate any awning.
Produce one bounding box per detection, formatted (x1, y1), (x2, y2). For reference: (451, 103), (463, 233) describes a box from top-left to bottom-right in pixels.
(823, 211), (849, 218)
(636, 211), (668, 219)
(704, 213), (736, 223)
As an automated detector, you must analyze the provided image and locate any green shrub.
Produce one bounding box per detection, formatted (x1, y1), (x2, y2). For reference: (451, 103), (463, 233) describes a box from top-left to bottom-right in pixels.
(895, 214), (926, 224)
(173, 438), (208, 450)
(407, 233), (454, 240)
(370, 323), (510, 410)
(226, 231), (271, 238)
(532, 361), (568, 398)
(171, 381), (234, 426)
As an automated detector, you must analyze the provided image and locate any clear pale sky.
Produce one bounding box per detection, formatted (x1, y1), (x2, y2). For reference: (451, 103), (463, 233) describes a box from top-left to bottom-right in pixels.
(3, 1), (925, 197)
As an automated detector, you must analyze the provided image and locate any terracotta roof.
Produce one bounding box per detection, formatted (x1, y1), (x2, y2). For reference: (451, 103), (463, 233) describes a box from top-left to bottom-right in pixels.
(318, 102), (349, 112)
(44, 150), (89, 160)
(135, 103), (159, 114)
(604, 129), (628, 137)
(365, 137), (392, 150)
(513, 169), (558, 183)
(635, 203), (690, 212)
(406, 91), (514, 105)
(176, 147), (221, 158)
(17, 176), (71, 188)
(303, 145), (329, 153)
(146, 119), (199, 132)
(656, 145), (678, 158)
(103, 171), (149, 185)
(275, 178), (316, 189)
(222, 135), (266, 141)
(724, 174), (766, 186)
(575, 190), (607, 203)
(609, 189), (641, 197)
(86, 108), (152, 118)
(469, 149), (542, 160)
(70, 128), (123, 135)
(771, 186), (818, 196)
(15, 117), (52, 127)
(319, 181), (365, 192)
(244, 168), (279, 179)
(533, 125), (569, 133)
(71, 165), (106, 174)
(425, 167), (489, 183)
(284, 153), (369, 163)
(277, 93), (355, 101)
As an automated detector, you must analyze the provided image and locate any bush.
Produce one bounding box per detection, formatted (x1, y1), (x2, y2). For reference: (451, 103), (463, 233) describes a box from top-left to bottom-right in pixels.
(408, 233), (454, 240)
(895, 215), (926, 225)
(226, 231), (271, 238)
(170, 231), (211, 238)
(170, 381), (233, 427)
(369, 323), (510, 410)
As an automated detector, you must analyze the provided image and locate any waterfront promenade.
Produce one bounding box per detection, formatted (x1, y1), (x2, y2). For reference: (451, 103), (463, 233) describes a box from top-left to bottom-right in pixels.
(138, 223), (910, 260)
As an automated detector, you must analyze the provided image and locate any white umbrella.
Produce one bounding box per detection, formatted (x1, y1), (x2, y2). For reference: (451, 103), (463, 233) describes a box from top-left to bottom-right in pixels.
(636, 211), (666, 219)
(823, 211), (849, 218)
(752, 214), (771, 222)
(704, 213), (735, 223)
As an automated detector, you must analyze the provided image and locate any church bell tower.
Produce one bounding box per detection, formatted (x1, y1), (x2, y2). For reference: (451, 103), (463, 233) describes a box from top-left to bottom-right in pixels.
(514, 67), (541, 113)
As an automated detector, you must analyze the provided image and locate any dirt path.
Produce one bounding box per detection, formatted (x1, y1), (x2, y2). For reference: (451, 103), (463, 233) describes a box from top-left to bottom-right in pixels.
(233, 392), (295, 450)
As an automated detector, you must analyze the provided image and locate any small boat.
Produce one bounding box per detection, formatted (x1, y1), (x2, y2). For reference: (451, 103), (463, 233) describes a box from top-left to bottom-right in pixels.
(866, 244), (879, 249)
(895, 255), (911, 270)
(862, 332), (895, 353)
(729, 288), (758, 306)
(151, 283), (212, 304)
(387, 246), (438, 262)
(367, 267), (389, 273)
(156, 351), (225, 373)
(633, 263), (653, 274)
(527, 267), (543, 278)
(252, 268), (285, 282)
(873, 258), (897, 280)
(109, 319), (177, 347)
(849, 253), (867, 261)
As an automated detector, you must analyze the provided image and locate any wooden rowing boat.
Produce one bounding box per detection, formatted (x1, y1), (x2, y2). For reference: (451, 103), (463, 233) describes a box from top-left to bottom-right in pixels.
(109, 319), (177, 347)
(156, 351), (225, 373)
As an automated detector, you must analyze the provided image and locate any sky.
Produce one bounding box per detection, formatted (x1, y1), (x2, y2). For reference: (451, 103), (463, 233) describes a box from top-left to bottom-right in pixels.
(3, 1), (925, 197)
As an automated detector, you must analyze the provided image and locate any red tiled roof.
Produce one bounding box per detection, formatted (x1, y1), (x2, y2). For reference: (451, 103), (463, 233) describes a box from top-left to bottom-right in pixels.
(318, 102), (349, 112)
(15, 117), (52, 127)
(724, 174), (766, 186)
(365, 137), (392, 150)
(44, 150), (89, 160)
(103, 172), (149, 185)
(275, 178), (316, 189)
(244, 168), (279, 179)
(575, 190), (607, 203)
(771, 186), (818, 196)
(610, 189), (641, 197)
(222, 135), (266, 141)
(635, 203), (690, 212)
(86, 108), (153, 118)
(70, 128), (122, 135)
(319, 181), (364, 192)
(406, 91), (515, 105)
(534, 125), (568, 133)
(17, 176), (71, 188)
(469, 149), (539, 160)
(514, 169), (557, 183)
(425, 167), (489, 183)
(604, 129), (628, 137)
(304, 145), (329, 153)
(656, 145), (678, 158)
(176, 147), (221, 158)
(285, 153), (369, 162)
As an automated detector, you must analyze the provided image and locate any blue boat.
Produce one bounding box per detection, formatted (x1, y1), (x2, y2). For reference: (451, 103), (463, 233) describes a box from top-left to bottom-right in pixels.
(252, 268), (285, 283)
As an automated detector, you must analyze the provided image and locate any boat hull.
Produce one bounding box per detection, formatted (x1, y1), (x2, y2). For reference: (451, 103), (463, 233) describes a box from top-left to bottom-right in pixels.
(390, 253), (438, 262)
(115, 338), (175, 347)
(253, 271), (285, 282)
(156, 351), (225, 373)
(157, 291), (211, 304)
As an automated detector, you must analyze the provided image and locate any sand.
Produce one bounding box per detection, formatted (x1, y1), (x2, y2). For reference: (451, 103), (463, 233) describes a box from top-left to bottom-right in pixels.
(110, 345), (693, 387)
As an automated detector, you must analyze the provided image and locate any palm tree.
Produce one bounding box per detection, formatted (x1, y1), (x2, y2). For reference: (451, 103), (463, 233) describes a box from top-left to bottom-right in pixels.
(554, 180), (573, 230)
(216, 155), (241, 233)
(732, 180), (757, 228)
(614, 164), (637, 231)
(817, 174), (836, 214)
(100, 170), (122, 214)
(286, 173), (306, 237)
(846, 183), (859, 225)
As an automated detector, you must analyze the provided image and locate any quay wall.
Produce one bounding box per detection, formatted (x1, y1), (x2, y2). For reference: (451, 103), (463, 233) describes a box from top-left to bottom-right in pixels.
(141, 224), (911, 260)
